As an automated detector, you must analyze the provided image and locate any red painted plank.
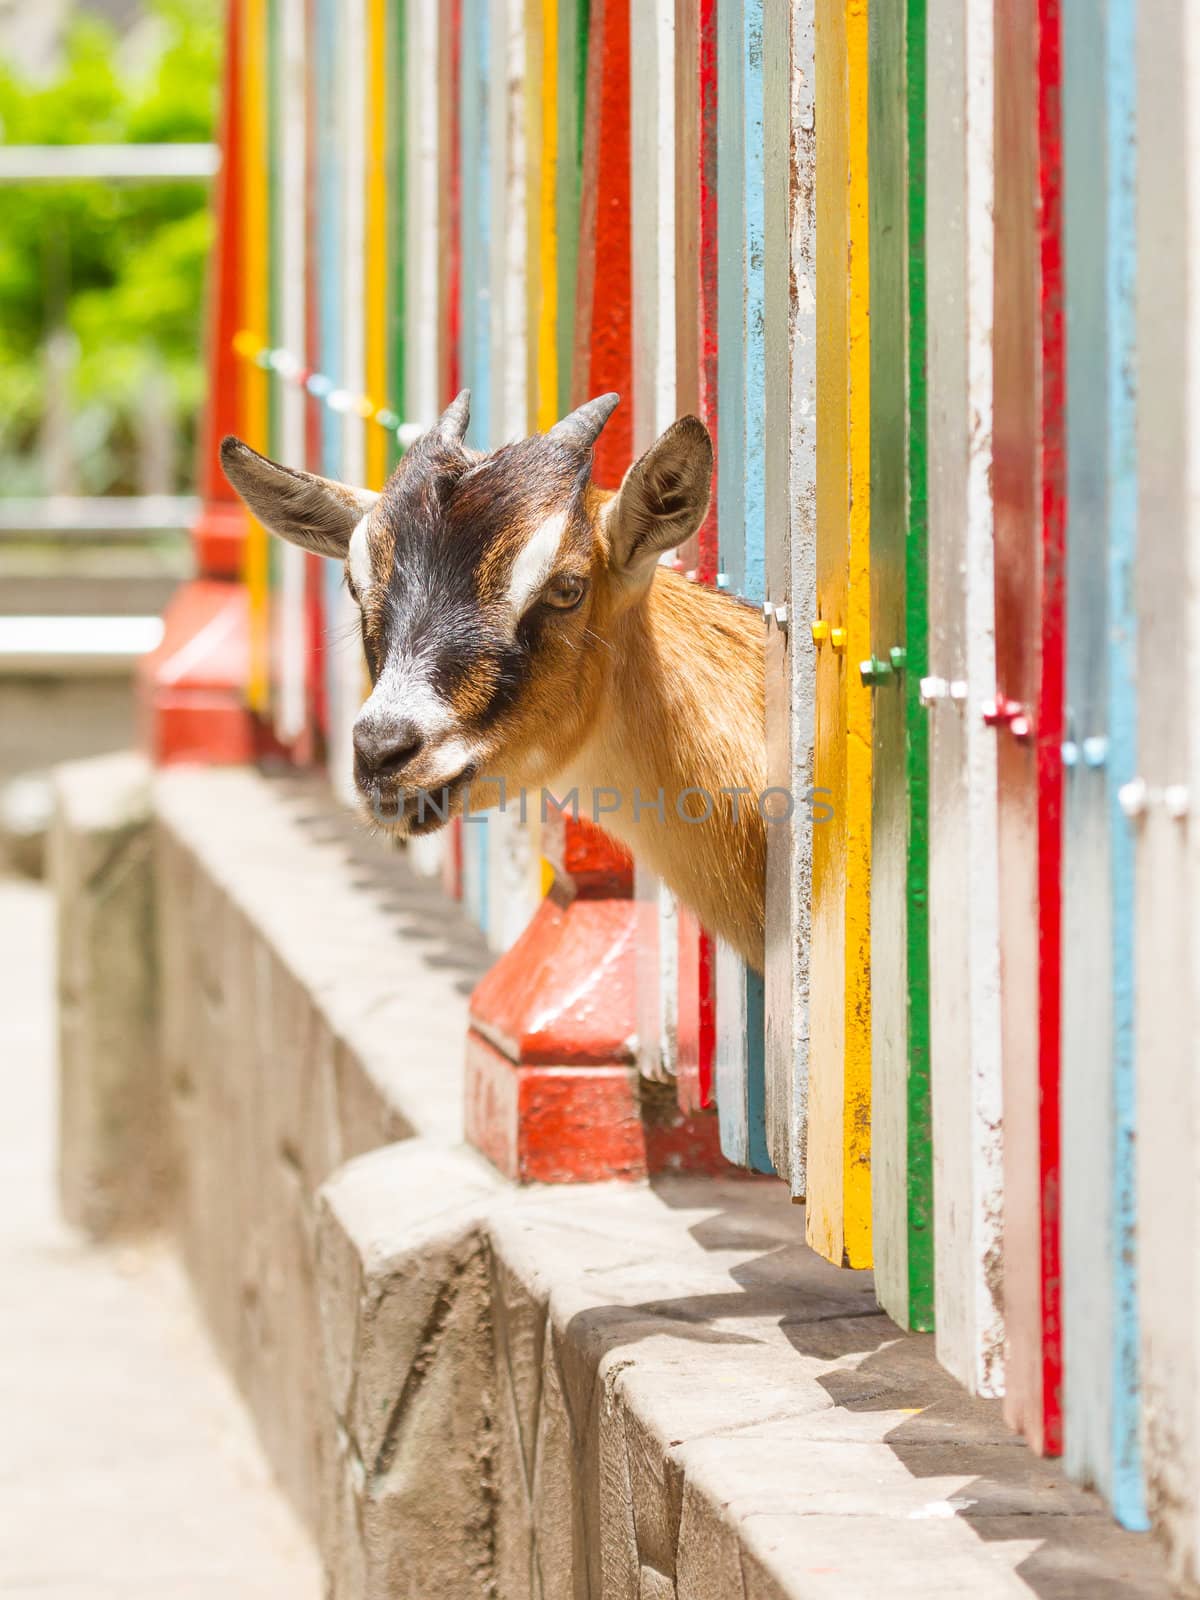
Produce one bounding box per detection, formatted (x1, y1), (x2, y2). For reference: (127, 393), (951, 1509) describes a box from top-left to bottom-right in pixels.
(439, 0), (463, 405)
(993, 0), (1063, 1457)
(303, 0), (325, 749)
(193, 0), (245, 578)
(573, 0), (633, 487)
(1035, 0), (1065, 1456)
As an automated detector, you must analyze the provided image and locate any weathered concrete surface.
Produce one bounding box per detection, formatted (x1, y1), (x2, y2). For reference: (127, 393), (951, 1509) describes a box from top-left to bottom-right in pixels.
(51, 751), (169, 1237)
(0, 873), (320, 1598)
(318, 1141), (1180, 1600)
(55, 763), (1186, 1597)
(154, 766), (491, 1537)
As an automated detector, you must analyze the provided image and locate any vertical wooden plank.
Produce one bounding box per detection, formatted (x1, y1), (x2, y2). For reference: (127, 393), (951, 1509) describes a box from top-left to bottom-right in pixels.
(384, 0), (406, 473)
(673, 0), (718, 1116)
(764, 0), (793, 1172)
(925, 0), (1004, 1396)
(903, 0), (933, 1328)
(439, 0), (465, 899)
(460, 0), (492, 451)
(315, 0), (347, 775)
(1034, 0), (1066, 1460)
(1061, 0), (1115, 1506)
(365, 0), (390, 492)
(809, 0), (872, 1268)
(271, 0), (310, 748)
(780, 0), (819, 1196)
(536, 0), (559, 430)
(490, 0), (527, 441)
(714, 0), (771, 1173)
(1102, 0), (1145, 1531)
(326, 0), (368, 806)
(1135, 1), (1196, 1568)
(406, 0), (440, 430)
(867, 0), (933, 1332)
(302, 0), (327, 748)
(241, 0), (271, 714)
(992, 0), (1064, 1457)
(555, 0), (588, 415)
(866, 0), (908, 1322)
(305, 0), (329, 742)
(572, 0), (633, 485)
(631, 0), (678, 1085)
(400, 0), (447, 882)
(438, 0), (463, 406)
(459, 0), (491, 935)
(716, 0), (746, 605)
(483, 0), (539, 948)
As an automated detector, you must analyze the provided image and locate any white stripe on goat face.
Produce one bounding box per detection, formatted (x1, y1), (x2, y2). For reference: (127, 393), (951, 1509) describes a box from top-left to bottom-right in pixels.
(347, 514), (375, 597)
(505, 510), (568, 623)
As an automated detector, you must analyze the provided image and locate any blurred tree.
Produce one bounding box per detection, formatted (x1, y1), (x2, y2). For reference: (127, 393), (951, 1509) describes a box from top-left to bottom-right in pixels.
(0, 0), (220, 494)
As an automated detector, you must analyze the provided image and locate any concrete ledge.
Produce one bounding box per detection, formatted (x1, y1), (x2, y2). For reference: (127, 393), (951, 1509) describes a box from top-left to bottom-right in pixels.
(152, 766), (491, 1532)
(51, 751), (168, 1237)
(53, 761), (1182, 1596)
(317, 1141), (1176, 1600)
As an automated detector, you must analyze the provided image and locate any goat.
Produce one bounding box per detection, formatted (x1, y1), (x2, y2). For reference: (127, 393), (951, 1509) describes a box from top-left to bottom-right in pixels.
(221, 392), (767, 968)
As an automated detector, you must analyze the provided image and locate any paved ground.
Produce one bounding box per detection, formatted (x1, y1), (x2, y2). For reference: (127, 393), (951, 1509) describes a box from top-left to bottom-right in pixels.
(0, 875), (320, 1599)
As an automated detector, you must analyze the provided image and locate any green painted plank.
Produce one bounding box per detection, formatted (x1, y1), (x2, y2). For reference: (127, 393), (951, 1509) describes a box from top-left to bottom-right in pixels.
(555, 0), (589, 413)
(904, 0), (933, 1331)
(868, 0), (933, 1332)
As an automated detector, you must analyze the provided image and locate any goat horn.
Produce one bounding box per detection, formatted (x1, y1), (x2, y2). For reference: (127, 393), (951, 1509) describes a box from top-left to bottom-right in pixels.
(547, 393), (620, 452)
(430, 388), (471, 445)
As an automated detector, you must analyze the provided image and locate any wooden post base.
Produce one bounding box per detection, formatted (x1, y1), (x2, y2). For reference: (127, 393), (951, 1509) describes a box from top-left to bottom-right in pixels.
(464, 813), (727, 1184)
(137, 577), (258, 766)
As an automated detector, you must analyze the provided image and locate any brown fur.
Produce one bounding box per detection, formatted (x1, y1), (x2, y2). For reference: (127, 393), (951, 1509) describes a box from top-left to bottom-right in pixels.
(220, 409), (767, 969)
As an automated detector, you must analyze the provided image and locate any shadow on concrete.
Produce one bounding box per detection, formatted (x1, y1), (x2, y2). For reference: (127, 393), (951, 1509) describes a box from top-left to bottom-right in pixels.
(561, 1177), (1175, 1600)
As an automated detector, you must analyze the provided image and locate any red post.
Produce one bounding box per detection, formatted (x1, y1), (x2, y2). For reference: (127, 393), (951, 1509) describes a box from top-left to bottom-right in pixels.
(138, 0), (256, 765)
(465, 809), (727, 1183)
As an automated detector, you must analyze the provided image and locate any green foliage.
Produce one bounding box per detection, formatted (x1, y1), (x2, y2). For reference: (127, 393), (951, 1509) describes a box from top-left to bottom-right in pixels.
(0, 0), (220, 494)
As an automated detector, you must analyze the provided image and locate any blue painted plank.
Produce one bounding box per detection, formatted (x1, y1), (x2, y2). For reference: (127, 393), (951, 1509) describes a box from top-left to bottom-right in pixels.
(714, 0), (772, 1176)
(714, 0), (750, 1168)
(1062, 0), (1113, 1494)
(741, 0), (770, 1174)
(742, 0), (766, 606)
(1104, 0), (1146, 1532)
(1062, 0), (1146, 1528)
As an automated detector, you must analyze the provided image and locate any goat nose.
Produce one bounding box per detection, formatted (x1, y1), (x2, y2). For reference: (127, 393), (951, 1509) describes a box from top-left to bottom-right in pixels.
(352, 715), (424, 776)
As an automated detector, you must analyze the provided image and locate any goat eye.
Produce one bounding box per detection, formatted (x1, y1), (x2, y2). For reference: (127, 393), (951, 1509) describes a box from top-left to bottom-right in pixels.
(346, 576), (361, 606)
(543, 576), (587, 611)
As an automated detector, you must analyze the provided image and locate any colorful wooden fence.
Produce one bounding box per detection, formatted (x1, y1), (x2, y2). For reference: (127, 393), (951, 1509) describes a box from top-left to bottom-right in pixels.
(189, 0), (1200, 1569)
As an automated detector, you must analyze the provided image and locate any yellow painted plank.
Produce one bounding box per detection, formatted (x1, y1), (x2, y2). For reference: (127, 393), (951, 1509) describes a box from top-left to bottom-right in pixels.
(241, 0), (271, 712)
(536, 0), (559, 429)
(365, 0), (389, 491)
(808, 0), (872, 1268)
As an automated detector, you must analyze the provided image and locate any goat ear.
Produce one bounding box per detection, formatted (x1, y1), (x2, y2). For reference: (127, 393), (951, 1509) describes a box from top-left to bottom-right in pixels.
(605, 416), (713, 579)
(219, 436), (378, 559)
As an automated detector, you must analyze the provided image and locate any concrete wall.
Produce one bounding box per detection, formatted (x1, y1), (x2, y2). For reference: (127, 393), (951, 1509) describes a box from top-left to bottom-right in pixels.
(52, 760), (1180, 1599)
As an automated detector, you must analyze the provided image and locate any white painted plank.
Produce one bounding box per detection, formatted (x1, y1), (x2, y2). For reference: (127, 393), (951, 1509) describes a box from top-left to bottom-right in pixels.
(402, 0), (447, 881)
(1134, 3), (1197, 1572)
(925, 0), (1004, 1396)
(631, 0), (678, 1082)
